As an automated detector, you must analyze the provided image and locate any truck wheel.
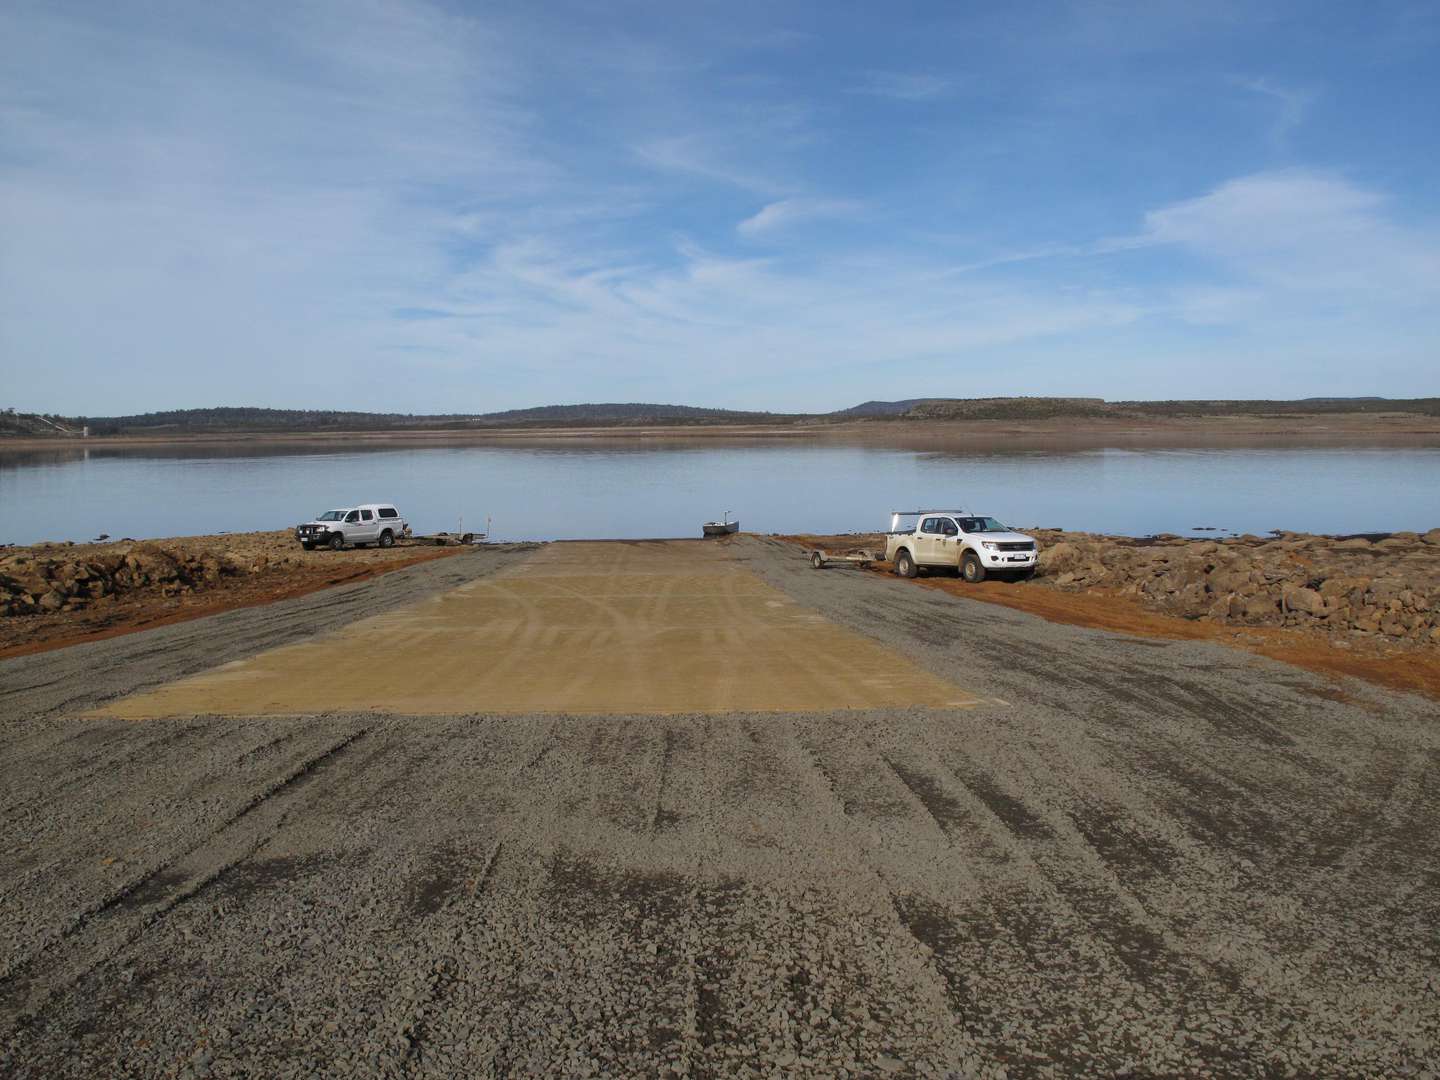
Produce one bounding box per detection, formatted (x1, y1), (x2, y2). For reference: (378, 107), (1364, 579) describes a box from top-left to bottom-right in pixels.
(961, 552), (986, 583)
(329, 534), (345, 551)
(895, 549), (918, 579)
(810, 551), (824, 569)
(379, 530), (394, 548)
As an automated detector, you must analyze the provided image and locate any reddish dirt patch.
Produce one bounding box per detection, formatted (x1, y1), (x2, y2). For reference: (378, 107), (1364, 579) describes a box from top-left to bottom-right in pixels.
(0, 546), (468, 661)
(777, 534), (1440, 702)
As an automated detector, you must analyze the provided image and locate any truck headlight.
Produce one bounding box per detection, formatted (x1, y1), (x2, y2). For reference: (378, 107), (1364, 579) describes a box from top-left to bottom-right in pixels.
(981, 541), (997, 550)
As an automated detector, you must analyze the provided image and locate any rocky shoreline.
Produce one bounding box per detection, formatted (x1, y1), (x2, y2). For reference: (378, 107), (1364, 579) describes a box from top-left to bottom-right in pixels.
(1, 537), (276, 616)
(0, 531), (470, 656)
(1032, 527), (1440, 646)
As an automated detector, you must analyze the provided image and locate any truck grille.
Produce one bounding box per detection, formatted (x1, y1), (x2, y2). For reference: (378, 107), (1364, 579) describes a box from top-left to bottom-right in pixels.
(997, 542), (1035, 552)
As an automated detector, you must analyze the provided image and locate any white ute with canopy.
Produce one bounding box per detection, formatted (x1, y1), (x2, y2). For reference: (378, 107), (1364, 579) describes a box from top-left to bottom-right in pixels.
(884, 509), (1039, 583)
(295, 503), (409, 551)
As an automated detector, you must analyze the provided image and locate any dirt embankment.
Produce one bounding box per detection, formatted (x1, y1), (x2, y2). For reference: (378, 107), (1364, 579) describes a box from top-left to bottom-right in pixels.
(0, 531), (470, 658)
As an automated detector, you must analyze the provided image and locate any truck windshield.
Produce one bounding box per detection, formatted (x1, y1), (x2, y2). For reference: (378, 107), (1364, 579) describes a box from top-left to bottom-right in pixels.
(959, 517), (1007, 533)
(316, 510), (346, 521)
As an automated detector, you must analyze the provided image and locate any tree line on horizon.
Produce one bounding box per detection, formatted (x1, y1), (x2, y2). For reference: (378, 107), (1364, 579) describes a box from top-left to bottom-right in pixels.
(4, 397), (1438, 437)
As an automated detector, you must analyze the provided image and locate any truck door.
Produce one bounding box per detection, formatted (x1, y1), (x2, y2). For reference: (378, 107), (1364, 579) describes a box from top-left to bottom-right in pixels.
(343, 510), (361, 542)
(916, 517), (943, 565)
(937, 517), (962, 565)
(359, 508), (378, 542)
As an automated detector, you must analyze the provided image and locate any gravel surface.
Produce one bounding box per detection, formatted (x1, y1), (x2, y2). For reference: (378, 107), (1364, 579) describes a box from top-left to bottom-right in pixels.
(2, 536), (1438, 1078)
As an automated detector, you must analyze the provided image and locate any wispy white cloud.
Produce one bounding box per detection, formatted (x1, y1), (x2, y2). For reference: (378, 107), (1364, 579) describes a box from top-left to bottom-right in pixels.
(377, 231), (1147, 409)
(633, 134), (786, 194)
(633, 99), (813, 195)
(1229, 76), (1314, 150)
(1136, 170), (1440, 301)
(851, 71), (951, 101)
(737, 198), (862, 237)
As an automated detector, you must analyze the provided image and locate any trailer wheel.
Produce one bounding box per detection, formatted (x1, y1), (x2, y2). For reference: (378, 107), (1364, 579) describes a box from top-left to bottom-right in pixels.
(961, 552), (986, 583)
(895, 549), (918, 579)
(810, 551), (825, 569)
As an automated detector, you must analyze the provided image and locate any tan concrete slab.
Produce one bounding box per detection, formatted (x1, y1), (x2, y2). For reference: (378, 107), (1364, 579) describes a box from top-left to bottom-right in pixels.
(92, 541), (978, 717)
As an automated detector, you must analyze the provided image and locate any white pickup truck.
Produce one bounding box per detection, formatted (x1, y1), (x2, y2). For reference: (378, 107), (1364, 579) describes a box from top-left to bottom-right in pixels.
(295, 503), (409, 551)
(884, 510), (1039, 583)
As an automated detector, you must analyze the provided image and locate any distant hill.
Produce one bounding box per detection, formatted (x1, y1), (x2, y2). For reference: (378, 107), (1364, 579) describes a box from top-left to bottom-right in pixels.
(12, 403), (797, 437)
(832, 399), (933, 417)
(1117, 398), (1440, 417)
(838, 397), (1440, 421)
(463, 402), (790, 427)
(898, 397), (1112, 421)
(66, 407), (479, 436)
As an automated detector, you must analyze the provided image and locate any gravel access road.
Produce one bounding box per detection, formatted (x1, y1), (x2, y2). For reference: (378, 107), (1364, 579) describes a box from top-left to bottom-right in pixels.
(2, 537), (1437, 1078)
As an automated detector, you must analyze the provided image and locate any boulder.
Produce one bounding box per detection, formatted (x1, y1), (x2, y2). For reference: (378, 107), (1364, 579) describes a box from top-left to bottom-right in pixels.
(1209, 570), (1250, 594)
(1283, 587), (1326, 616)
(1422, 528), (1440, 547)
(1244, 595), (1278, 620)
(1038, 542), (1079, 571)
(1334, 538), (1371, 550)
(1319, 575), (1369, 598)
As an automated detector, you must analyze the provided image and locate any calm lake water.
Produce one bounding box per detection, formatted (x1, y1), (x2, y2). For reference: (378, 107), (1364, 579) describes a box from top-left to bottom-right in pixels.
(3, 438), (1438, 546)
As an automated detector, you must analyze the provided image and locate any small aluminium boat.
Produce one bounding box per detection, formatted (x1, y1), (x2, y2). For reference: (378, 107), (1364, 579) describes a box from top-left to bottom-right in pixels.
(702, 512), (739, 538)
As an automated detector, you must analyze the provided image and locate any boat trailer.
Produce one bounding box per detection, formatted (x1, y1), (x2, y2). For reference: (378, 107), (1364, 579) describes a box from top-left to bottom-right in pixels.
(807, 547), (880, 570)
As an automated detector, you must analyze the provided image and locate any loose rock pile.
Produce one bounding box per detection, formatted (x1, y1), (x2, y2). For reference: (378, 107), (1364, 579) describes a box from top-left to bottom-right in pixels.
(0, 536), (306, 617)
(1033, 527), (1440, 645)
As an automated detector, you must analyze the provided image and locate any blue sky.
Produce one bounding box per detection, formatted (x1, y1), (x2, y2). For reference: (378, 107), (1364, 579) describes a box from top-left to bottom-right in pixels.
(2, 0), (1437, 415)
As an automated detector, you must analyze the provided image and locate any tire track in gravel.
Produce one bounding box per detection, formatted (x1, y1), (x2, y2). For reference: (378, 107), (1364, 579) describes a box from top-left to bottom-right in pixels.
(0, 724), (314, 912)
(0, 725), (373, 1031)
(389, 839), (504, 1075)
(788, 711), (1266, 1076)
(0, 721), (346, 947)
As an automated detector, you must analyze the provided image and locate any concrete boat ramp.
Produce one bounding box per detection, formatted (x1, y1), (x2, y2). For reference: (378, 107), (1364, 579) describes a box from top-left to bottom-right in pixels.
(92, 540), (977, 718)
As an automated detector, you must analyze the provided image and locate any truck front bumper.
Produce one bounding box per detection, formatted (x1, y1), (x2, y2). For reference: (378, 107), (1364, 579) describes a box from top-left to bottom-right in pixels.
(983, 551), (1036, 567)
